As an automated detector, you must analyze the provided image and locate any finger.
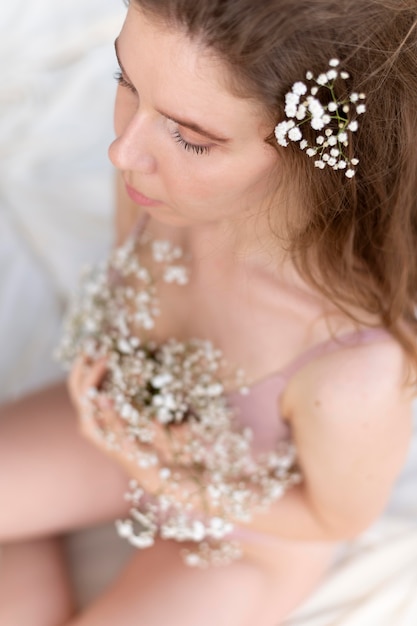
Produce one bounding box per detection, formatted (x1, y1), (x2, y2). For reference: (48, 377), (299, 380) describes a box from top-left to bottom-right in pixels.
(79, 403), (123, 453)
(79, 358), (108, 396)
(67, 356), (88, 405)
(68, 356), (107, 408)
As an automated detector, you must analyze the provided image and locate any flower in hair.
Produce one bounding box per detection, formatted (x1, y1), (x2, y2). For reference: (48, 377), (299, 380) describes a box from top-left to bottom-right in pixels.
(275, 59), (366, 178)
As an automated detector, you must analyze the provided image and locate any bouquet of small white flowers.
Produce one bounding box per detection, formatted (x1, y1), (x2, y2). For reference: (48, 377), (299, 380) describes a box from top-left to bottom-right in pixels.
(56, 229), (301, 567)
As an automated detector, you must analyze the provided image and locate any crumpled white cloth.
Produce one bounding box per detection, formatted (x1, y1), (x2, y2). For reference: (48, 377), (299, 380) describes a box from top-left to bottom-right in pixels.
(283, 518), (417, 626)
(0, 0), (125, 398)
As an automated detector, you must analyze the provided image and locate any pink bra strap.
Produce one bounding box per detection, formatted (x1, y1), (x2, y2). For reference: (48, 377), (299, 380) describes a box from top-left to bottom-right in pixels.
(279, 327), (391, 382)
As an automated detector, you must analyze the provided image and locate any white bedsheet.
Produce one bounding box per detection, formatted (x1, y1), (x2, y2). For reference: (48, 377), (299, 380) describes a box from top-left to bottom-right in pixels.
(1, 1), (416, 622)
(0, 0), (122, 398)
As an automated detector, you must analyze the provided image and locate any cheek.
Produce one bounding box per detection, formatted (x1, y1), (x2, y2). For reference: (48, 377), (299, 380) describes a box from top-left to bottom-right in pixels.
(161, 156), (276, 215)
(151, 135), (279, 213)
(180, 150), (278, 202)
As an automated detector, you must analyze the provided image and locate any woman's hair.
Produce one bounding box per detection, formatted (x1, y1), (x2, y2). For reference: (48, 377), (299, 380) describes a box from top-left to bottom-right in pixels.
(133, 0), (417, 372)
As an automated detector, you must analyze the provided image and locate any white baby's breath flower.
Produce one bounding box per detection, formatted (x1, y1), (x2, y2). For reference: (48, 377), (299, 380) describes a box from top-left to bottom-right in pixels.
(152, 240), (171, 263)
(348, 120), (359, 132)
(285, 103), (298, 118)
(317, 73), (329, 85)
(345, 168), (356, 178)
(356, 104), (366, 114)
(156, 406), (173, 424)
(326, 69), (338, 81)
(115, 520), (134, 539)
(151, 373), (173, 388)
(308, 97), (324, 118)
(296, 104), (307, 120)
(288, 127), (303, 142)
(329, 58), (340, 67)
(118, 338), (133, 354)
(311, 117), (325, 131)
(207, 383), (224, 396)
(163, 265), (189, 285)
(159, 467), (171, 480)
(184, 553), (201, 567)
(286, 91), (300, 105)
(292, 81), (307, 95)
(128, 533), (155, 549)
(274, 121), (290, 146)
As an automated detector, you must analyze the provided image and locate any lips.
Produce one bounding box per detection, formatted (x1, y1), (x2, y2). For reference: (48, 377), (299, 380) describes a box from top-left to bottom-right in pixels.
(125, 183), (161, 207)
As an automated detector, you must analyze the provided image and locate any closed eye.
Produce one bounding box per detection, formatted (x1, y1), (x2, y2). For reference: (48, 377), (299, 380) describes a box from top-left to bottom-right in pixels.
(114, 69), (137, 95)
(170, 129), (211, 156)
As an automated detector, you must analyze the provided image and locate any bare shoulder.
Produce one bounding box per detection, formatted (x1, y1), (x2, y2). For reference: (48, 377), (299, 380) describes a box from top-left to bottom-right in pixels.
(284, 333), (414, 424)
(281, 333), (414, 536)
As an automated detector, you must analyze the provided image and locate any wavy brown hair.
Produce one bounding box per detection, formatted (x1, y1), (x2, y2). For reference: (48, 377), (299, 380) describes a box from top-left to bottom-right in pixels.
(133, 0), (417, 372)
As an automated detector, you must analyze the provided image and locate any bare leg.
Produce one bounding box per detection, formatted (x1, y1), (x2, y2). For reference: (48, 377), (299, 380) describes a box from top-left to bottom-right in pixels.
(0, 382), (131, 541)
(0, 383), (336, 625)
(0, 537), (74, 626)
(61, 539), (334, 626)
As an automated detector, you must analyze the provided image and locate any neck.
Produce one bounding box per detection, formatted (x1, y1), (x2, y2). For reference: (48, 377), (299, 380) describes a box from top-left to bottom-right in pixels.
(185, 208), (290, 276)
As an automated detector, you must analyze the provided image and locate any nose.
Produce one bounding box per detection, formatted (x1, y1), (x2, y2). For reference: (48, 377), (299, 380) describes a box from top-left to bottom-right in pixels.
(108, 113), (157, 175)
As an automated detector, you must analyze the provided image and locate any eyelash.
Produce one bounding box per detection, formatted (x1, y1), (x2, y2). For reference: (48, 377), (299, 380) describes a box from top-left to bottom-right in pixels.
(170, 130), (211, 156)
(114, 70), (137, 94)
(114, 69), (211, 157)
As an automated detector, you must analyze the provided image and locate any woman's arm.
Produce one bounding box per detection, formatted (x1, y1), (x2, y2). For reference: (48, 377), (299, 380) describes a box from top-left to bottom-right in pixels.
(68, 334), (413, 544)
(266, 337), (413, 540)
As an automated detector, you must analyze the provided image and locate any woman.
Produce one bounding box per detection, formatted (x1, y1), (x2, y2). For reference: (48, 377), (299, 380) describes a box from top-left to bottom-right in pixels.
(1, 1), (416, 624)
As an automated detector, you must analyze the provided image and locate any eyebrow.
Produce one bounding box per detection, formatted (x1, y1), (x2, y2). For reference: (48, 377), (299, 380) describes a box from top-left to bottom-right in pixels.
(114, 38), (231, 144)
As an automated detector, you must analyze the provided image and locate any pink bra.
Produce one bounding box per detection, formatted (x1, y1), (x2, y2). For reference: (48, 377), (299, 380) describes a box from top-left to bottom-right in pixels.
(131, 214), (391, 453)
(226, 327), (391, 454)
(227, 327), (391, 547)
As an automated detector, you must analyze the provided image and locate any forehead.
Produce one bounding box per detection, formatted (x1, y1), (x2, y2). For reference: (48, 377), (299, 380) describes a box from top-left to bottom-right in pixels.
(118, 5), (270, 140)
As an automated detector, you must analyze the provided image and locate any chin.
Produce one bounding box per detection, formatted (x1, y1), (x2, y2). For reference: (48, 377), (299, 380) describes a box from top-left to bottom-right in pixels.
(145, 206), (198, 228)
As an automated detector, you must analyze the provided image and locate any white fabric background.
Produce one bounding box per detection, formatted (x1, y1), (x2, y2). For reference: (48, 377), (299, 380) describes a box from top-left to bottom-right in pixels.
(0, 0), (122, 399)
(0, 0), (134, 605)
(0, 1), (416, 621)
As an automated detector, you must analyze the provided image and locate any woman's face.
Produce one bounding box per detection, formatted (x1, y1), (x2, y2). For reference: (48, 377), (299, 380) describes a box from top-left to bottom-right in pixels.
(108, 4), (280, 228)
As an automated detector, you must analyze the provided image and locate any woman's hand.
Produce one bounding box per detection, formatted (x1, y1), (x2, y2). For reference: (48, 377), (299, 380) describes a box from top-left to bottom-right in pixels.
(67, 356), (165, 492)
(67, 356), (192, 492)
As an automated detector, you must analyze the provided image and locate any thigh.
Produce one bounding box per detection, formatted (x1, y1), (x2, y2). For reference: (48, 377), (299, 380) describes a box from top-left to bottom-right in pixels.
(0, 382), (130, 541)
(0, 537), (74, 626)
(66, 539), (334, 626)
